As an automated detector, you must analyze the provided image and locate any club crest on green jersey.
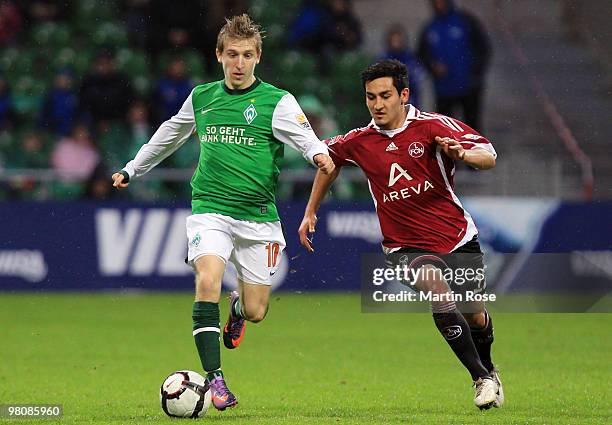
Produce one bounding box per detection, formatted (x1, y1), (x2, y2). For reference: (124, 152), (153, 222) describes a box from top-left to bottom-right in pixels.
(243, 104), (257, 124)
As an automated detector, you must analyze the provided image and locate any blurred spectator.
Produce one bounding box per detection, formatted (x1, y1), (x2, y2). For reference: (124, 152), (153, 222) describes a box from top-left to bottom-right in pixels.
(83, 162), (115, 200)
(382, 24), (423, 108)
(418, 0), (491, 131)
(123, 100), (174, 201)
(0, 74), (16, 131)
(39, 68), (77, 136)
(153, 56), (194, 125)
(12, 131), (47, 168)
(5, 131), (48, 199)
(126, 101), (151, 157)
(23, 0), (68, 24)
(561, 0), (583, 42)
(97, 101), (150, 175)
(288, 0), (327, 53)
(326, 0), (362, 50)
(289, 0), (362, 54)
(78, 49), (133, 128)
(122, 0), (152, 49)
(148, 1), (205, 55)
(0, 0), (22, 46)
(51, 124), (100, 180)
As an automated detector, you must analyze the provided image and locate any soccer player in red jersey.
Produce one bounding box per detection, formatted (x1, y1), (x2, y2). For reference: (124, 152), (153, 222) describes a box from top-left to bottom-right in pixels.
(299, 60), (503, 410)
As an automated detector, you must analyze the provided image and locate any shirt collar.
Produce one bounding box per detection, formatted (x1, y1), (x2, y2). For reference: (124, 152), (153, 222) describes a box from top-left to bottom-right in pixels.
(369, 104), (420, 137)
(223, 77), (261, 95)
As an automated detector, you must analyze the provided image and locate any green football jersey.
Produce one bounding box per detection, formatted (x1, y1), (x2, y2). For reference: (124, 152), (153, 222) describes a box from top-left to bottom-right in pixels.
(122, 78), (328, 222)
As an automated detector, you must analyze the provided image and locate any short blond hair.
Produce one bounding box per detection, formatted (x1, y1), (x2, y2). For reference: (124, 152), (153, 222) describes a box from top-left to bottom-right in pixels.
(216, 14), (263, 54)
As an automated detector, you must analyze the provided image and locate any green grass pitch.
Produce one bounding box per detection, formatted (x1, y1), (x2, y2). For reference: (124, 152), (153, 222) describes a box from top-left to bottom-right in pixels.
(0, 293), (610, 424)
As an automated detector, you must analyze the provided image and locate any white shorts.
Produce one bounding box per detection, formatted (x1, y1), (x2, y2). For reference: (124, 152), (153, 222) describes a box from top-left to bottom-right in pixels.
(186, 213), (286, 285)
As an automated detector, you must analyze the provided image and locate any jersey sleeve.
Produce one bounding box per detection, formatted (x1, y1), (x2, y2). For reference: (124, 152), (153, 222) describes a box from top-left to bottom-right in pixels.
(430, 116), (497, 159)
(122, 90), (196, 179)
(324, 134), (351, 167)
(324, 127), (364, 167)
(271, 93), (328, 166)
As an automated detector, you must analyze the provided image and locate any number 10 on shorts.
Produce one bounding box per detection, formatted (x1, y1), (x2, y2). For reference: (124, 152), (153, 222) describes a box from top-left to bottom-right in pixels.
(265, 242), (280, 267)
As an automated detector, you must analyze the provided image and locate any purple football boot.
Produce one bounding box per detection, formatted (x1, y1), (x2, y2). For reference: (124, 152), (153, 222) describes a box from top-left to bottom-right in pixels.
(223, 291), (246, 349)
(207, 375), (238, 410)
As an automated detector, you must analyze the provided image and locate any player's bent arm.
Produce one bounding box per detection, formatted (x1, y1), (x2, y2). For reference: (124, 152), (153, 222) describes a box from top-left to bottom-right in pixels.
(117, 91), (196, 183)
(305, 168), (341, 215)
(462, 148), (496, 170)
(299, 168), (341, 252)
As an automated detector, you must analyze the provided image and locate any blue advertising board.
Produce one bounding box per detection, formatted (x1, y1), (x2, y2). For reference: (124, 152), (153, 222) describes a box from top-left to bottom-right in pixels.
(0, 200), (611, 292)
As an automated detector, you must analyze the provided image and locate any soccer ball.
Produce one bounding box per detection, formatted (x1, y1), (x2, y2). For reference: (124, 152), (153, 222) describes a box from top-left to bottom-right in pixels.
(160, 370), (212, 418)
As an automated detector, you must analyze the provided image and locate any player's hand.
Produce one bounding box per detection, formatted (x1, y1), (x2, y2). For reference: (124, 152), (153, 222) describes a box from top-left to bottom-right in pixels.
(313, 154), (335, 175)
(298, 213), (318, 253)
(435, 136), (466, 162)
(111, 172), (130, 189)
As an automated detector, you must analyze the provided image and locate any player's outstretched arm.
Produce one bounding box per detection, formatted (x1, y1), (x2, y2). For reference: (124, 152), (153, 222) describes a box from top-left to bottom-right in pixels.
(112, 91), (196, 189)
(299, 167), (340, 252)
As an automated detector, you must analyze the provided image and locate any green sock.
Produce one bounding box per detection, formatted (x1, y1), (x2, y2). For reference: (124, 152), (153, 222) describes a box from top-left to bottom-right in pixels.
(192, 301), (221, 373)
(206, 370), (223, 381)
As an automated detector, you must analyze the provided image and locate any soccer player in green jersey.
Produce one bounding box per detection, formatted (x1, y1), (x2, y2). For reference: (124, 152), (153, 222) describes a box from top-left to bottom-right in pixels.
(111, 14), (334, 410)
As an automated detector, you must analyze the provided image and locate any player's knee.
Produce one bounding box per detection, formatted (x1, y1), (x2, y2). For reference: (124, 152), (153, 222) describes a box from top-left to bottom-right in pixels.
(418, 276), (450, 294)
(194, 273), (219, 300)
(463, 311), (486, 328)
(414, 265), (450, 294)
(196, 271), (214, 289)
(244, 304), (267, 323)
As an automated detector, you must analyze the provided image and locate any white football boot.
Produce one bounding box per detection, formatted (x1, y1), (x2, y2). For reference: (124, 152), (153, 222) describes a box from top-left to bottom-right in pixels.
(473, 377), (498, 410)
(491, 369), (504, 408)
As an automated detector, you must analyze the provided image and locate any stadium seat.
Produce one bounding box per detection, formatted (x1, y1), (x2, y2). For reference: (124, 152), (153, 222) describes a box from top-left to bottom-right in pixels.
(157, 50), (206, 80)
(116, 48), (150, 77)
(91, 22), (129, 47)
(51, 47), (78, 73)
(0, 48), (19, 74)
(51, 181), (84, 199)
(30, 22), (72, 48)
(12, 76), (45, 119)
(0, 131), (14, 164)
(250, 0), (283, 26)
(272, 51), (317, 93)
(184, 51), (206, 80)
(99, 123), (129, 168)
(330, 52), (372, 91)
(72, 0), (117, 34)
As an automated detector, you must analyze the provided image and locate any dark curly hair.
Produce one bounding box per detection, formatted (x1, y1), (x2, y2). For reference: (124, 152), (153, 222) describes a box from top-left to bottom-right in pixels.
(360, 59), (409, 95)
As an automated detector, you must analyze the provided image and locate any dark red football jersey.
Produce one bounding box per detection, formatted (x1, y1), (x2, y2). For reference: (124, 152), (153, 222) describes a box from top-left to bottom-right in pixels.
(326, 105), (497, 253)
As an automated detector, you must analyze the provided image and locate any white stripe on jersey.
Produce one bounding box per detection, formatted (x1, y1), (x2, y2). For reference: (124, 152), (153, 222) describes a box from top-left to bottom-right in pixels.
(443, 115), (463, 132)
(434, 145), (478, 251)
(366, 178), (377, 210)
(468, 143), (498, 158)
(418, 112), (463, 132)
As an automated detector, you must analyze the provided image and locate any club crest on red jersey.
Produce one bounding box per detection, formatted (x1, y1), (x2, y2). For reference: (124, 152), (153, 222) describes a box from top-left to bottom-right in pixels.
(408, 142), (425, 158)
